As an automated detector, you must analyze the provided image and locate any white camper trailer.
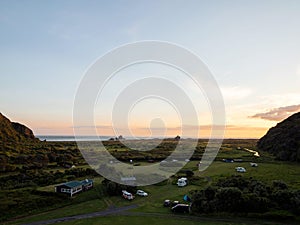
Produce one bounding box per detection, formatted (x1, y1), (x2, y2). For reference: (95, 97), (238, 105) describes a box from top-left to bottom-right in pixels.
(177, 177), (188, 187)
(235, 167), (246, 173)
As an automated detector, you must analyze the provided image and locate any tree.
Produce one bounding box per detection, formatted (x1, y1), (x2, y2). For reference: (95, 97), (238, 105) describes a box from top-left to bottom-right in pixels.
(216, 187), (242, 212)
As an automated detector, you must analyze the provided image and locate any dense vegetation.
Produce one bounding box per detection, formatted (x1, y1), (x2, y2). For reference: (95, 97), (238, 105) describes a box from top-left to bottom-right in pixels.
(257, 112), (300, 162)
(0, 167), (98, 190)
(190, 176), (300, 219)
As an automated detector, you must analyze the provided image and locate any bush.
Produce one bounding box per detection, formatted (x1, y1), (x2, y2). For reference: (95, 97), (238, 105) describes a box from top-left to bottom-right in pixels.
(204, 186), (216, 201)
(272, 180), (288, 190)
(241, 193), (269, 213)
(190, 176), (299, 216)
(216, 187), (242, 212)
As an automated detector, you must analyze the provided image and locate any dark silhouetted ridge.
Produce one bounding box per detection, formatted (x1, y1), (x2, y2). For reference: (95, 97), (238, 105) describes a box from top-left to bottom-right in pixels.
(257, 112), (300, 162)
(0, 113), (37, 142)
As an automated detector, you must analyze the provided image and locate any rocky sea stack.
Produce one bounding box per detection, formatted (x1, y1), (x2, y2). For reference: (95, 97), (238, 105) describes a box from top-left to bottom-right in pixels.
(0, 113), (37, 142)
(257, 112), (300, 162)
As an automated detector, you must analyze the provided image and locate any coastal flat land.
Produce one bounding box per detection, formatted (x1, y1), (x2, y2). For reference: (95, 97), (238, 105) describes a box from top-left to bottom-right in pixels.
(1, 139), (300, 224)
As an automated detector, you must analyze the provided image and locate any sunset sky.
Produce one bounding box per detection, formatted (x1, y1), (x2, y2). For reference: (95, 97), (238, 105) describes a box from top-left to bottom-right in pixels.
(1, 0), (300, 138)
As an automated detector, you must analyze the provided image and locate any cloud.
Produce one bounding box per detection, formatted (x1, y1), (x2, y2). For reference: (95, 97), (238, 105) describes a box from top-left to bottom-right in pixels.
(250, 104), (300, 121)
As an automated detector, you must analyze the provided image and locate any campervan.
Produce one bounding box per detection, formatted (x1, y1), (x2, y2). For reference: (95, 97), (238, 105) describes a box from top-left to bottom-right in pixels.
(235, 167), (246, 173)
(177, 177), (188, 187)
(171, 204), (190, 213)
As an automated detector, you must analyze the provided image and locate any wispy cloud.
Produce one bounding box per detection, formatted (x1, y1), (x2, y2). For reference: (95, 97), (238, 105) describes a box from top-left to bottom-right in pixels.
(250, 104), (300, 121)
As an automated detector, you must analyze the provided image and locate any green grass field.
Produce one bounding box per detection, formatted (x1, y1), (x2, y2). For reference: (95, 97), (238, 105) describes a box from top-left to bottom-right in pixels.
(200, 161), (300, 188)
(9, 157), (300, 225)
(4, 139), (300, 225)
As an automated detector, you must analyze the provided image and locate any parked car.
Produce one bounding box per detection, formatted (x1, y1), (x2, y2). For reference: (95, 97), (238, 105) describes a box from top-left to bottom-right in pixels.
(122, 190), (134, 200)
(171, 204), (190, 213)
(223, 158), (234, 163)
(235, 167), (246, 172)
(136, 190), (148, 196)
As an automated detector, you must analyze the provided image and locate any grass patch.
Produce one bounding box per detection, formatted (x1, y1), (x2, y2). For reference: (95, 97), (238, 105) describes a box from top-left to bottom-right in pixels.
(199, 161), (300, 189)
(10, 199), (107, 225)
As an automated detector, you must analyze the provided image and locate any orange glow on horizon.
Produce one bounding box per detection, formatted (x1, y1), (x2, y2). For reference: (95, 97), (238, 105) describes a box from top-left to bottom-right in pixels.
(32, 123), (269, 139)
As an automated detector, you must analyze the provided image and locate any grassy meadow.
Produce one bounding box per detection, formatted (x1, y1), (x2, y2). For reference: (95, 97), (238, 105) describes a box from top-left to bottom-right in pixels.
(2, 139), (300, 224)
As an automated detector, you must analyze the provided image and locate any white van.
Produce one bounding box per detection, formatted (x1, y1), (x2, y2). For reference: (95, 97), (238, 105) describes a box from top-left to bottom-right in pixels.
(122, 190), (134, 200)
(177, 177), (188, 187)
(235, 167), (246, 173)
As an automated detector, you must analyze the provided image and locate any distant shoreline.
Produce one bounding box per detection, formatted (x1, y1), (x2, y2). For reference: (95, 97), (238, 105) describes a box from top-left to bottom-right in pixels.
(37, 135), (258, 142)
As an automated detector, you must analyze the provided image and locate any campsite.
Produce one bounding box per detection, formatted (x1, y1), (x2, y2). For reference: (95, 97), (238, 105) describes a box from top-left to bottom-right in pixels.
(1, 138), (299, 225)
(2, 1), (300, 224)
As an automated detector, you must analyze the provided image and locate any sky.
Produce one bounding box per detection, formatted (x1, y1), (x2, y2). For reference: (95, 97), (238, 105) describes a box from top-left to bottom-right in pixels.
(1, 0), (300, 138)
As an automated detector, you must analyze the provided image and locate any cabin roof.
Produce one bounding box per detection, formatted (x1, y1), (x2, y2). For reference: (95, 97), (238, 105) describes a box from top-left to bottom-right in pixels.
(62, 181), (82, 188)
(55, 179), (93, 188)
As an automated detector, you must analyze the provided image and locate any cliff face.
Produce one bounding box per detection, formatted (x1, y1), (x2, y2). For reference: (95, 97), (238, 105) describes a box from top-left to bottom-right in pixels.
(257, 112), (300, 162)
(11, 122), (35, 139)
(0, 113), (37, 142)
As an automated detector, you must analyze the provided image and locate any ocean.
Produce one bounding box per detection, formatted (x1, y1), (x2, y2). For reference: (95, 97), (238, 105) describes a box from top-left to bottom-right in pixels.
(37, 136), (111, 142)
(36, 136), (160, 142)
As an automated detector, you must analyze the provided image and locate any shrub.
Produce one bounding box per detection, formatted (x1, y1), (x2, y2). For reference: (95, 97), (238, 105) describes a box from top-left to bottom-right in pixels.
(216, 187), (242, 212)
(272, 180), (288, 190)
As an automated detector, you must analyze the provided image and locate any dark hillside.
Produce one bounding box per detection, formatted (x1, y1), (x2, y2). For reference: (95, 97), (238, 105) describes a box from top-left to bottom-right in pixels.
(0, 113), (37, 142)
(257, 112), (300, 162)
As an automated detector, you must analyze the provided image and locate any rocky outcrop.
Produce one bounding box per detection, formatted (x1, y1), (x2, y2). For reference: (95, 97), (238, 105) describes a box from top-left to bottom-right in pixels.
(11, 122), (35, 139)
(257, 112), (300, 162)
(0, 113), (37, 142)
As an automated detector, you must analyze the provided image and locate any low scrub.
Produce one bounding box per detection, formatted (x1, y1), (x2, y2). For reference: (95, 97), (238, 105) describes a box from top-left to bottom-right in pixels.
(190, 176), (300, 217)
